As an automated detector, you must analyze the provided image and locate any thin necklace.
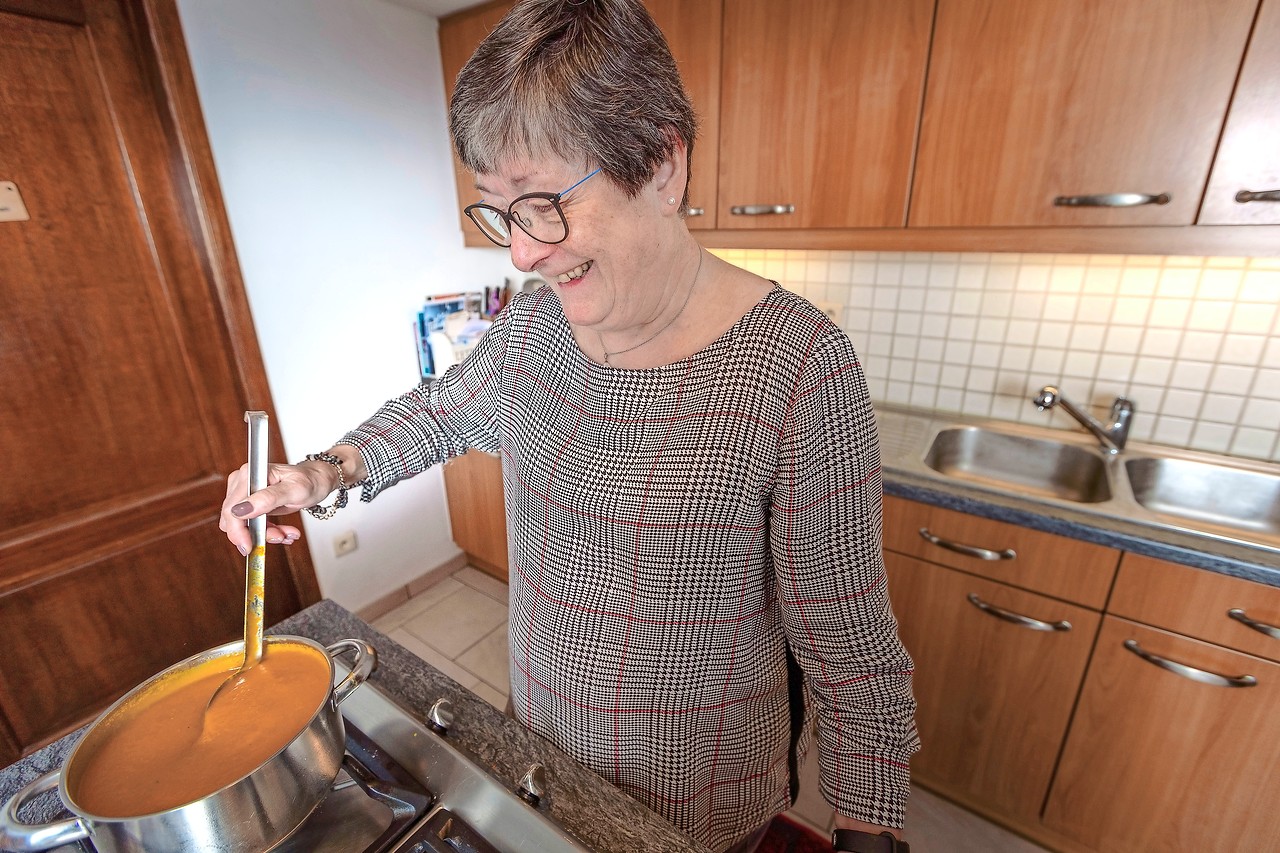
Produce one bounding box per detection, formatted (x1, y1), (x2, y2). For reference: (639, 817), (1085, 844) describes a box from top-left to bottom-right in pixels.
(600, 248), (704, 367)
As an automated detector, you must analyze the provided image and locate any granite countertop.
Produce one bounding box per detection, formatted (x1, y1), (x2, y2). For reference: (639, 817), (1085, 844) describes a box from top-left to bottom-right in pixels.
(0, 601), (708, 853)
(875, 404), (1280, 587)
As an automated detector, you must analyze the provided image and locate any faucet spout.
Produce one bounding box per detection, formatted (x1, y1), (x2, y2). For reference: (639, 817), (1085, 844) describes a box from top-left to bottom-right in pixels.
(1033, 385), (1133, 454)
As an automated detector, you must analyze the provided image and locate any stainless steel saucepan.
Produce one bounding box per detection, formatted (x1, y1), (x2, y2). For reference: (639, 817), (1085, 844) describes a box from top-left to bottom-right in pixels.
(0, 635), (375, 853)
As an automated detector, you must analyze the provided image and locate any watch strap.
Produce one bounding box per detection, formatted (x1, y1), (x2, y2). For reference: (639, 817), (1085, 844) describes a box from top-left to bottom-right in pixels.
(831, 828), (909, 853)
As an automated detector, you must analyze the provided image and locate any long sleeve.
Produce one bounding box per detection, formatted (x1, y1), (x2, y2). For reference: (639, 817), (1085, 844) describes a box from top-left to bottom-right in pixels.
(338, 304), (511, 501)
(770, 327), (920, 829)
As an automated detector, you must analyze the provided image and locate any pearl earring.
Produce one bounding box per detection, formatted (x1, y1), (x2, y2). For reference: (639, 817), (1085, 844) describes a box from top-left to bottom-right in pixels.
(667, 197), (677, 205)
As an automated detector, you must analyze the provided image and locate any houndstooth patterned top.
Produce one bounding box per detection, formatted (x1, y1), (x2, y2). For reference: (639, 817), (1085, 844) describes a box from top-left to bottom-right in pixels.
(340, 284), (919, 852)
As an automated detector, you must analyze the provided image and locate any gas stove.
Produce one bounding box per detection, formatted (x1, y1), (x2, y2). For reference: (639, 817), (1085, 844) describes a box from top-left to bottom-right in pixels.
(44, 671), (590, 853)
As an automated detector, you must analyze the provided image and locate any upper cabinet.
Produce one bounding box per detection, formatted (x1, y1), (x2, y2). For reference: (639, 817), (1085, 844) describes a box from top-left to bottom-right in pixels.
(437, 1), (722, 233)
(909, 0), (1259, 228)
(1200, 0), (1280, 225)
(438, 1), (514, 239)
(717, 0), (933, 229)
(644, 0), (722, 231)
(440, 0), (1280, 254)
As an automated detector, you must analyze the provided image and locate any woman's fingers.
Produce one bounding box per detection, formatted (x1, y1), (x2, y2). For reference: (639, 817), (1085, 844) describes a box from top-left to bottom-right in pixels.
(220, 462), (329, 552)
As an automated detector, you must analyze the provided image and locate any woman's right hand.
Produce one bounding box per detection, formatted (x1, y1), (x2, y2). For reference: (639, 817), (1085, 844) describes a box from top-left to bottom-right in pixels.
(218, 459), (339, 555)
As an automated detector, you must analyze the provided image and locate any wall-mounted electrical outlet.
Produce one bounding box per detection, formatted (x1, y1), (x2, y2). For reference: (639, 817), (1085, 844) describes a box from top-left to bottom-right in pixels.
(333, 530), (358, 557)
(813, 300), (843, 323)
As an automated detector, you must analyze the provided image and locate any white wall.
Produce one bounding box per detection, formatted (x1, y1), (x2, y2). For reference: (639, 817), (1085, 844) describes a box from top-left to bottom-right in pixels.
(177, 0), (517, 611)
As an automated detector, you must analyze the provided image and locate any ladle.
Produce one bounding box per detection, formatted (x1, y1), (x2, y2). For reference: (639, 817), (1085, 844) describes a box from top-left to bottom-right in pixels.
(208, 410), (269, 707)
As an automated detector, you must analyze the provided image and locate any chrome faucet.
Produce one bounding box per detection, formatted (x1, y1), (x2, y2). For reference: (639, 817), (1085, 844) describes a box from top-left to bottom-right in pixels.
(1033, 385), (1134, 454)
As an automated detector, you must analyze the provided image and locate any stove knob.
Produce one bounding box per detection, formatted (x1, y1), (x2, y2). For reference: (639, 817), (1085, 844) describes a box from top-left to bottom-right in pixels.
(517, 763), (546, 807)
(427, 698), (454, 735)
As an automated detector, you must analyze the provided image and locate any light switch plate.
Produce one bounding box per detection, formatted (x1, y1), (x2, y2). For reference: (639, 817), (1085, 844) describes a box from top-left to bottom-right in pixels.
(0, 181), (30, 222)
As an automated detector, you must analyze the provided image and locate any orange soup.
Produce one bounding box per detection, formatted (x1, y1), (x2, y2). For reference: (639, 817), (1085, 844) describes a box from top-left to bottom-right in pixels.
(68, 640), (332, 817)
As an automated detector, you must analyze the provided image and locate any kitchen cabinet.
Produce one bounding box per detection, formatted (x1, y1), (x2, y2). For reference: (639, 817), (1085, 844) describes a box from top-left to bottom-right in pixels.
(439, 0), (722, 237)
(443, 450), (509, 580)
(1200, 0), (1280, 225)
(882, 496), (1117, 829)
(716, 0), (932, 229)
(887, 497), (1280, 851)
(646, 0), (721, 230)
(439, 0), (1280, 255)
(439, 1), (513, 240)
(909, 0), (1259, 228)
(885, 552), (1101, 823)
(1042, 616), (1280, 850)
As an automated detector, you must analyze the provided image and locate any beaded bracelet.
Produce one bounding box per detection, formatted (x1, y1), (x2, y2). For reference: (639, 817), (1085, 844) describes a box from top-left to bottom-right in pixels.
(303, 452), (349, 519)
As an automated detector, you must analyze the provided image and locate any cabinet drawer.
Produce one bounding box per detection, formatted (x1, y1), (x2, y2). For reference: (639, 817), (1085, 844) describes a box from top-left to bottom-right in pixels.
(1043, 617), (1280, 850)
(882, 496), (1119, 608)
(1110, 554), (1280, 664)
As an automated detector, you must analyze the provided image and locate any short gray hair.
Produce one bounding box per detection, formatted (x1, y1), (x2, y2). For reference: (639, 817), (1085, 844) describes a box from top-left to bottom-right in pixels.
(449, 0), (697, 206)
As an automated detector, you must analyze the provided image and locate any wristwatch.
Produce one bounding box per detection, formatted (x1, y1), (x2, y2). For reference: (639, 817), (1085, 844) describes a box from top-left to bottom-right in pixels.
(832, 829), (910, 852)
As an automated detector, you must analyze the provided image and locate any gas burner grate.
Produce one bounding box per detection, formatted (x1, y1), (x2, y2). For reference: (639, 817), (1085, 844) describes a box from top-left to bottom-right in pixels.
(274, 721), (500, 853)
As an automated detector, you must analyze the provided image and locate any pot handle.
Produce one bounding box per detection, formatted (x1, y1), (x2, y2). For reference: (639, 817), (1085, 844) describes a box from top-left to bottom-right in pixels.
(0, 769), (90, 851)
(326, 639), (377, 704)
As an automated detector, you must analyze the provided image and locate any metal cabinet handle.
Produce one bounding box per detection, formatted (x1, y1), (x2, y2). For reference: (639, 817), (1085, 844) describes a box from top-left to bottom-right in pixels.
(1235, 189), (1280, 203)
(918, 527), (1016, 561)
(729, 204), (795, 216)
(686, 207), (705, 217)
(1123, 639), (1257, 688)
(1053, 192), (1170, 207)
(966, 593), (1071, 631)
(1228, 608), (1280, 640)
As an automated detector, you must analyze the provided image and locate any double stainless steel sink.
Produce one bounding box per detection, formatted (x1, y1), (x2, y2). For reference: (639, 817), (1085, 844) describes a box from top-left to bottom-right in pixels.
(881, 409), (1280, 557)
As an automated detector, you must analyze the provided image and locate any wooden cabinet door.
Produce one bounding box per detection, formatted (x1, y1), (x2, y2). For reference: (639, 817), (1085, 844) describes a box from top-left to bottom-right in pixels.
(717, 0), (933, 229)
(439, 1), (514, 241)
(0, 0), (318, 764)
(886, 553), (1101, 821)
(1043, 617), (1280, 850)
(439, 1), (722, 240)
(1200, 0), (1280, 224)
(910, 0), (1259, 227)
(645, 0), (721, 230)
(443, 450), (509, 580)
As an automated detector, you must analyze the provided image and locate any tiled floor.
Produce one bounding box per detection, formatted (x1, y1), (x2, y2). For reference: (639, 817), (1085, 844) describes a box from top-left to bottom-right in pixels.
(371, 565), (1049, 852)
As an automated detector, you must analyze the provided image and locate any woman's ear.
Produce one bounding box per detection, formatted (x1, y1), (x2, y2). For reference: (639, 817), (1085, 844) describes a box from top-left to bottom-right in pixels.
(652, 135), (689, 214)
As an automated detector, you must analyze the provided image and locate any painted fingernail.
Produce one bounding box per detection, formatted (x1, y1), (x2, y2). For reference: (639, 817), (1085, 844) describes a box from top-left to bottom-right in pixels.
(231, 502), (252, 517)
(268, 536), (282, 544)
(238, 544), (249, 556)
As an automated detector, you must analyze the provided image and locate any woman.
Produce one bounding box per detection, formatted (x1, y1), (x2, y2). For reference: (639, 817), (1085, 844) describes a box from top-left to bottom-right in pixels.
(220, 2), (918, 851)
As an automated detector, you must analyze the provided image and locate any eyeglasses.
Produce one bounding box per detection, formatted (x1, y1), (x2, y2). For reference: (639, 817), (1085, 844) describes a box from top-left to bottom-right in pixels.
(463, 168), (601, 247)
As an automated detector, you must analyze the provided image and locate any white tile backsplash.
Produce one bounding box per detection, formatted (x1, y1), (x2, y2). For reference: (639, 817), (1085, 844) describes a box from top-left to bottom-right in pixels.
(712, 249), (1280, 462)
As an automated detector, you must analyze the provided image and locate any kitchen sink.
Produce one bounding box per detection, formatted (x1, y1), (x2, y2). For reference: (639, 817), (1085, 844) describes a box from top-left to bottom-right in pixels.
(1124, 456), (1280, 542)
(922, 426), (1112, 504)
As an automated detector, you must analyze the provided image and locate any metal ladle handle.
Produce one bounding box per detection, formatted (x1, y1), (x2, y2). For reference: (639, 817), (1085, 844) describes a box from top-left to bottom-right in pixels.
(243, 411), (269, 668)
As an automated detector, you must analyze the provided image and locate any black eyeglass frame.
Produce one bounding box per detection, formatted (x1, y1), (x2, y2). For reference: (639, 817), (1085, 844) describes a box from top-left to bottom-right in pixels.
(462, 168), (601, 248)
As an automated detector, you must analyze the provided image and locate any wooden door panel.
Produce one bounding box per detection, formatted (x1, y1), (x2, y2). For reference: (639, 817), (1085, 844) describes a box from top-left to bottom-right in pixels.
(887, 553), (1101, 821)
(718, 0), (932, 229)
(1044, 617), (1280, 850)
(910, 0), (1258, 227)
(1200, 0), (1280, 224)
(443, 450), (509, 579)
(0, 0), (320, 758)
(0, 522), (304, 750)
(0, 12), (214, 525)
(645, 0), (721, 230)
